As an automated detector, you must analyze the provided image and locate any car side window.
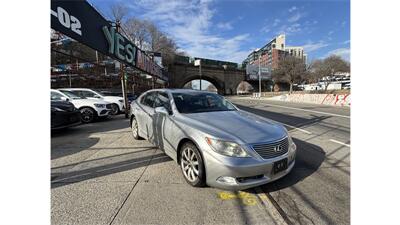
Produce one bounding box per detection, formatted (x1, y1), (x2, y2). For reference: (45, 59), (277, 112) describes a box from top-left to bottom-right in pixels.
(140, 94), (147, 105)
(141, 92), (156, 108)
(51, 91), (64, 101)
(81, 91), (97, 98)
(154, 92), (172, 113)
(69, 91), (84, 98)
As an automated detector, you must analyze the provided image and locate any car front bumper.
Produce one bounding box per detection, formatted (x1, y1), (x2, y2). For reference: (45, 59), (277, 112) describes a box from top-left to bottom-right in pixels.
(203, 150), (296, 191)
(95, 108), (112, 117)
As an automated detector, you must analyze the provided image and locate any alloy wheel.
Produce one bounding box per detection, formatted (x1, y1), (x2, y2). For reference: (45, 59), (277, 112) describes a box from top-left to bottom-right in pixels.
(110, 104), (119, 115)
(80, 108), (94, 123)
(131, 118), (138, 138)
(181, 147), (199, 182)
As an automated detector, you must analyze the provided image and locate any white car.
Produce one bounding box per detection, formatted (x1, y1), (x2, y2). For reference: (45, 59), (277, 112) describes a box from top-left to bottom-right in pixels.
(59, 88), (124, 115)
(51, 89), (112, 123)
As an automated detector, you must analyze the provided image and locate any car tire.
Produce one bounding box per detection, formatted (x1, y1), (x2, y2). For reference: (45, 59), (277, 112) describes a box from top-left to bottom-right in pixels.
(180, 142), (206, 187)
(131, 117), (143, 140)
(110, 103), (119, 115)
(80, 107), (96, 123)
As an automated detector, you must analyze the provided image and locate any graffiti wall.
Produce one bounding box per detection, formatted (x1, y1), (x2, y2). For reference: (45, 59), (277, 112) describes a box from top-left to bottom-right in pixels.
(268, 93), (351, 107)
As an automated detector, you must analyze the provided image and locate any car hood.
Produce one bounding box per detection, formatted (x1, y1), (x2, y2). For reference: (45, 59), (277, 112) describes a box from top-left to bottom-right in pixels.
(181, 110), (287, 144)
(51, 100), (76, 112)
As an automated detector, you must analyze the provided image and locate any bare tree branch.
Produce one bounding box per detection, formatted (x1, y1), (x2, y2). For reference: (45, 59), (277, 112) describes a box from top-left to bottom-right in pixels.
(110, 2), (128, 22)
(272, 56), (307, 93)
(311, 55), (350, 91)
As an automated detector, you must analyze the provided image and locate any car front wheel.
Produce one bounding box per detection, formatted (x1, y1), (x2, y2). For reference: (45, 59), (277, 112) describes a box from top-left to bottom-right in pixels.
(180, 142), (206, 187)
(110, 103), (119, 115)
(131, 117), (142, 140)
(80, 107), (96, 123)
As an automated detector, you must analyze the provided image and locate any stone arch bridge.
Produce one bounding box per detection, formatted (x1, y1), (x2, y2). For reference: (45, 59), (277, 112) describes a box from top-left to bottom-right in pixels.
(168, 62), (246, 95)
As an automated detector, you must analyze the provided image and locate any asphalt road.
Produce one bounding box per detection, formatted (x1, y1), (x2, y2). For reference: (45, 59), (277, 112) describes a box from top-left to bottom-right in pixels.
(229, 96), (350, 225)
(51, 98), (350, 225)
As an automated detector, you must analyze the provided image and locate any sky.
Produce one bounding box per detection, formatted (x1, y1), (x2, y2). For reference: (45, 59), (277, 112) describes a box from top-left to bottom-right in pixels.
(89, 0), (350, 64)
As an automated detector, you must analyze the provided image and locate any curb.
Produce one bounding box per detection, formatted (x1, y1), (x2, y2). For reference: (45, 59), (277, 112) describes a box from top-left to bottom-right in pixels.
(255, 187), (289, 225)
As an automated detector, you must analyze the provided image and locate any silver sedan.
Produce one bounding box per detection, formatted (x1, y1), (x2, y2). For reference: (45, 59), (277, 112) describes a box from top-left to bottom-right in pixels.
(129, 89), (296, 190)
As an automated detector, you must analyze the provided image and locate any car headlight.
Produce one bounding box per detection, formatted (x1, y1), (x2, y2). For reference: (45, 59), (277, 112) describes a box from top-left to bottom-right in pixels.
(118, 99), (124, 103)
(205, 137), (250, 157)
(288, 135), (296, 152)
(94, 104), (105, 108)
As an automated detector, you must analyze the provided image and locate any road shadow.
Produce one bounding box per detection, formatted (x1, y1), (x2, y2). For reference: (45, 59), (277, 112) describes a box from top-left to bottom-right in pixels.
(51, 115), (130, 160)
(51, 151), (172, 189)
(235, 104), (331, 131)
(51, 114), (129, 138)
(262, 138), (325, 192)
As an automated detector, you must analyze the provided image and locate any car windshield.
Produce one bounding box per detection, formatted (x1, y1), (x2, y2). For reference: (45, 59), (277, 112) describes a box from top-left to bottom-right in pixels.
(60, 90), (83, 99)
(172, 92), (236, 114)
(91, 90), (104, 97)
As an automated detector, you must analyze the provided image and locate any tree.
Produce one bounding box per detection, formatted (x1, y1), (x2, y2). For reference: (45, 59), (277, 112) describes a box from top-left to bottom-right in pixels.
(108, 3), (179, 68)
(110, 2), (128, 22)
(206, 84), (218, 93)
(272, 56), (307, 93)
(311, 55), (350, 91)
(237, 81), (254, 93)
(123, 18), (151, 49)
(122, 17), (178, 67)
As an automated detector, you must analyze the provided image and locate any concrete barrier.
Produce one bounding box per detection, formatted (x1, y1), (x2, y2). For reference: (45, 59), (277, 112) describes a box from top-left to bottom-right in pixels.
(268, 93), (351, 107)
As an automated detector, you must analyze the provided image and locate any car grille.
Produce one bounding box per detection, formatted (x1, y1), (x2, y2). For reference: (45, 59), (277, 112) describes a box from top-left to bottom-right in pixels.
(251, 137), (289, 159)
(106, 104), (112, 109)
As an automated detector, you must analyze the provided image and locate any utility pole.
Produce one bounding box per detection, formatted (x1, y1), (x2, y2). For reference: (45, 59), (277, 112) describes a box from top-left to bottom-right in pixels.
(116, 21), (129, 119)
(199, 59), (202, 91)
(258, 52), (261, 98)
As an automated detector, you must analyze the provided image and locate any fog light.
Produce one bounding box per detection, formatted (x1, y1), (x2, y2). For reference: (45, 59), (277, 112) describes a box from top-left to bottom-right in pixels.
(290, 143), (297, 152)
(216, 176), (237, 185)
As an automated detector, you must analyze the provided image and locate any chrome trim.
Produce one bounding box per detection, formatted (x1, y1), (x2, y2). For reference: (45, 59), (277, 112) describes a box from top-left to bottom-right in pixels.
(249, 136), (289, 160)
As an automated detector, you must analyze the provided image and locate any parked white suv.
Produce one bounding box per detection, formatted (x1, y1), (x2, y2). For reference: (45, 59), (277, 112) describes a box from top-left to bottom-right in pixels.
(59, 88), (124, 115)
(51, 89), (112, 123)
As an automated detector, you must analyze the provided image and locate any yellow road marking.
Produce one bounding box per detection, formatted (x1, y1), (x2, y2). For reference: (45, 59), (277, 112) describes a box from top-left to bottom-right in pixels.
(218, 191), (258, 206)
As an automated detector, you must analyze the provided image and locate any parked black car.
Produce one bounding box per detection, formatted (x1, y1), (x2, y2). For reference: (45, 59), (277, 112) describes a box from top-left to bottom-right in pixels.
(51, 100), (81, 130)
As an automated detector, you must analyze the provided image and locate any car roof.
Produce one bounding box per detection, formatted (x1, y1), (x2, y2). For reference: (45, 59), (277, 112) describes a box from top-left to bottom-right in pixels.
(58, 88), (92, 91)
(145, 88), (217, 94)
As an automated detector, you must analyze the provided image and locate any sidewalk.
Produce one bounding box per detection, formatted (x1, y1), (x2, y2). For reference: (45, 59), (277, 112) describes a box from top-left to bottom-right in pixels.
(51, 115), (287, 225)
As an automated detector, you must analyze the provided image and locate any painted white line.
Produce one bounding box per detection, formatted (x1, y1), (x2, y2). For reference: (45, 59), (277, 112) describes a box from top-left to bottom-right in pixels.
(259, 102), (350, 119)
(329, 139), (350, 147)
(281, 122), (312, 135)
(255, 187), (288, 225)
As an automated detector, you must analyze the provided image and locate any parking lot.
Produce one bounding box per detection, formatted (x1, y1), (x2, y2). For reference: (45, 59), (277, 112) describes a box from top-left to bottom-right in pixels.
(51, 98), (350, 225)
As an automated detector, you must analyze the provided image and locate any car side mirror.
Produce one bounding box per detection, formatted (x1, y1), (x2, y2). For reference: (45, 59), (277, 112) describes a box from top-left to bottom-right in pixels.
(94, 95), (102, 98)
(155, 106), (168, 115)
(61, 96), (69, 102)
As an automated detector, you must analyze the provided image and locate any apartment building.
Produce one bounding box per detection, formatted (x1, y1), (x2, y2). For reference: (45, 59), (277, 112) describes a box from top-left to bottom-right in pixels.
(242, 34), (307, 70)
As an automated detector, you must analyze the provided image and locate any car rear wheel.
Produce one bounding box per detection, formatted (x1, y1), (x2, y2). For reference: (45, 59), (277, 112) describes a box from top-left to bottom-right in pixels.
(180, 142), (206, 187)
(80, 107), (96, 123)
(110, 103), (119, 115)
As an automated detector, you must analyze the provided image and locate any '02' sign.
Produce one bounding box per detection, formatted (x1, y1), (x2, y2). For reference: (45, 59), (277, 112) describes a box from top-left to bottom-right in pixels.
(51, 6), (82, 36)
